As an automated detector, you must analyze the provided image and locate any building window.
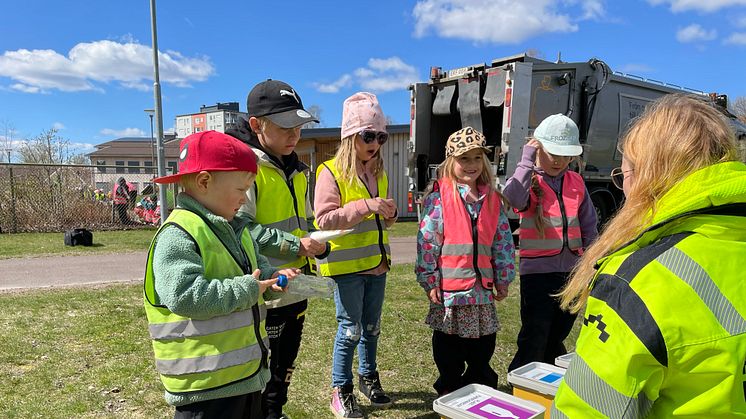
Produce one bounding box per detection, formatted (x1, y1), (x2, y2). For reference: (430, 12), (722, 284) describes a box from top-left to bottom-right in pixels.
(115, 160), (125, 174)
(96, 160), (106, 173)
(167, 161), (178, 175)
(144, 160), (154, 174)
(128, 160), (139, 174)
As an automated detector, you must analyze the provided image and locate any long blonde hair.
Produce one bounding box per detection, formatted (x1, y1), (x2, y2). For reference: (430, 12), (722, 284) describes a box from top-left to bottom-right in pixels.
(559, 94), (738, 313)
(333, 134), (385, 187)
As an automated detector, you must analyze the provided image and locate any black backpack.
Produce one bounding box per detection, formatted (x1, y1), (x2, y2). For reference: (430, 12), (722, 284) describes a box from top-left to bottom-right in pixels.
(64, 228), (93, 246)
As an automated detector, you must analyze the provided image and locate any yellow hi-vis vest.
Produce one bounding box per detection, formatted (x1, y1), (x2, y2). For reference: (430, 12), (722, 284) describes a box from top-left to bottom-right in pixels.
(143, 209), (269, 394)
(254, 164), (311, 270)
(315, 159), (391, 276)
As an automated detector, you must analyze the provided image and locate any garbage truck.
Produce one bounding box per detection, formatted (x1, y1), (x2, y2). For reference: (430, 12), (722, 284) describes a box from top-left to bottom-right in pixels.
(407, 53), (746, 225)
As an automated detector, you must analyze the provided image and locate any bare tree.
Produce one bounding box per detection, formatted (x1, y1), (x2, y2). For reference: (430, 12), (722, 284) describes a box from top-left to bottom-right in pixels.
(1, 119), (17, 162)
(17, 128), (83, 164)
(304, 104), (323, 128)
(733, 96), (746, 123)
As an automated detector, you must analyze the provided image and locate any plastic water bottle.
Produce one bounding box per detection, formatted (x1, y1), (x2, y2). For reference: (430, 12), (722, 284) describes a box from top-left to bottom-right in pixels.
(276, 273), (336, 299)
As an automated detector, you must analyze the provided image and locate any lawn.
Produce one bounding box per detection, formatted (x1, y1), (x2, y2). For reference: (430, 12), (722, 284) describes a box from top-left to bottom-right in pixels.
(0, 263), (580, 418)
(0, 222), (420, 259)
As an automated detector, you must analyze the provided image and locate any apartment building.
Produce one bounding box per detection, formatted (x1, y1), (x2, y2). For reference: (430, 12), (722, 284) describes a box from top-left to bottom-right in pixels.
(175, 102), (246, 138)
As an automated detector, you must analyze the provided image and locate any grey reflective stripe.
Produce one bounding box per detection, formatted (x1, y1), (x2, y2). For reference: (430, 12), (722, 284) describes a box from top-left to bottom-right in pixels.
(550, 403), (569, 418)
(266, 255), (303, 268)
(440, 267), (493, 279)
(156, 337), (270, 375)
(149, 307), (266, 340)
(353, 219), (380, 235)
(264, 216), (300, 232)
(520, 238), (563, 249)
(322, 243), (390, 263)
(568, 237), (583, 248)
(299, 217), (308, 231)
(656, 247), (746, 335)
(521, 216), (580, 229)
(562, 354), (653, 419)
(441, 243), (491, 255)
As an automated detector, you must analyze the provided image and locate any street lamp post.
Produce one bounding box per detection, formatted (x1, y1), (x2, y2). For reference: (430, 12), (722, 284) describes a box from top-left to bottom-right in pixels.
(144, 109), (155, 174)
(149, 0), (168, 222)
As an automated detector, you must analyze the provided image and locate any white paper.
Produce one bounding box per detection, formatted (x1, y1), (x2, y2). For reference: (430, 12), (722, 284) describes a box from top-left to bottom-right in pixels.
(308, 229), (353, 243)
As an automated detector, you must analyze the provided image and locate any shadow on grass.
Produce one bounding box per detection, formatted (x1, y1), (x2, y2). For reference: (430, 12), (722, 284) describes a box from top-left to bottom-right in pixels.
(362, 391), (440, 418)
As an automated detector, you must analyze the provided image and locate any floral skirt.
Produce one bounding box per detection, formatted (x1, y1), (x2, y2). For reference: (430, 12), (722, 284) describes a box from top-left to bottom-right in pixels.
(425, 302), (499, 339)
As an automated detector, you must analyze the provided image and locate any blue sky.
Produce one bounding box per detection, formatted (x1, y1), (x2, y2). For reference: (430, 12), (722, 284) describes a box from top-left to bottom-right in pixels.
(1, 0), (746, 159)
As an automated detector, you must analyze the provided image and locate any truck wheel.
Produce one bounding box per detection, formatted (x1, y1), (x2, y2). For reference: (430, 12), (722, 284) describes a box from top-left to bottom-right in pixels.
(590, 189), (612, 229)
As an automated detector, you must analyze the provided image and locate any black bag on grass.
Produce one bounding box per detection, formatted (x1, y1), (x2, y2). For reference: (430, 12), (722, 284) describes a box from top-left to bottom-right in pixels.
(64, 228), (93, 246)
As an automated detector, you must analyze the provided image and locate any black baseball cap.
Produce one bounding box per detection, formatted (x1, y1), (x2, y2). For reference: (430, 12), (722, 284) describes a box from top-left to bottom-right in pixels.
(247, 79), (319, 128)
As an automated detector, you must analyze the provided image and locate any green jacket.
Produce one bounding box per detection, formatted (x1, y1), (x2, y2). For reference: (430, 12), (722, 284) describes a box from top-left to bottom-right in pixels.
(552, 162), (746, 418)
(150, 193), (279, 406)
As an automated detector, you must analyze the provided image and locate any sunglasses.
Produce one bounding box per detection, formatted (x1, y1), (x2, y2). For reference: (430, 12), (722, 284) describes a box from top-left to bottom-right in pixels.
(359, 130), (388, 145)
(610, 167), (634, 190)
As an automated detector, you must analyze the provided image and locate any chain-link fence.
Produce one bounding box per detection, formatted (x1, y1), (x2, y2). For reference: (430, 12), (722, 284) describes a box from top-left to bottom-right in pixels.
(0, 163), (177, 233)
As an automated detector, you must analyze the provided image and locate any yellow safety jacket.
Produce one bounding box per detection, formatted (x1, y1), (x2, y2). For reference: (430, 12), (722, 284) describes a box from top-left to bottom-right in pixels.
(552, 162), (746, 418)
(253, 162), (311, 271)
(143, 209), (269, 394)
(315, 158), (391, 276)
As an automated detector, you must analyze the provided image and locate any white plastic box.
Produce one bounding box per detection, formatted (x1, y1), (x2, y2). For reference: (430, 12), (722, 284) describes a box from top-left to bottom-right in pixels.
(554, 352), (575, 369)
(433, 383), (545, 419)
(507, 362), (566, 396)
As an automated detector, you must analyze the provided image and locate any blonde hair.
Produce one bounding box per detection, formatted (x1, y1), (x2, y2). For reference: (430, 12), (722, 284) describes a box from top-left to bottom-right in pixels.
(333, 133), (385, 187)
(423, 150), (500, 203)
(559, 94), (738, 313)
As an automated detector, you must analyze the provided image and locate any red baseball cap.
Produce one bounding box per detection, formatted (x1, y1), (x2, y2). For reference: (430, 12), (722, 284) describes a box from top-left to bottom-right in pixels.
(153, 130), (258, 184)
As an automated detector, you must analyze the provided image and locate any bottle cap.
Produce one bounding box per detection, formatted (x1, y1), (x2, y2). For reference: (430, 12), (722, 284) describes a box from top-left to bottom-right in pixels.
(277, 274), (287, 287)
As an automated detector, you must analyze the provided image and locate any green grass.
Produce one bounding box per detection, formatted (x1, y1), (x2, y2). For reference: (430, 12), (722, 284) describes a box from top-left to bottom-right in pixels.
(0, 264), (580, 418)
(0, 222), (419, 259)
(0, 229), (158, 259)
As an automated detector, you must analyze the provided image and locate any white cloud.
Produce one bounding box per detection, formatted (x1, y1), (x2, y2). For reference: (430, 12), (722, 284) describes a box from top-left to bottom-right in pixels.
(0, 40), (214, 94)
(69, 142), (96, 152)
(52, 122), (65, 130)
(412, 0), (602, 44)
(315, 74), (353, 93)
(735, 16), (746, 28)
(616, 63), (654, 74)
(725, 32), (746, 44)
(648, 0), (746, 12)
(314, 57), (420, 94)
(100, 128), (146, 137)
(676, 24), (717, 42)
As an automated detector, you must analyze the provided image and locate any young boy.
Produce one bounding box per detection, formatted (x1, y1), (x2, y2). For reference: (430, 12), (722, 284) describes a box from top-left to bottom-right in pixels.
(143, 130), (299, 418)
(227, 79), (328, 419)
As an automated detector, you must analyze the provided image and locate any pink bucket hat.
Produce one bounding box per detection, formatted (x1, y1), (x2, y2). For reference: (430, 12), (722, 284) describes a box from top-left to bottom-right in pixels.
(340, 92), (387, 139)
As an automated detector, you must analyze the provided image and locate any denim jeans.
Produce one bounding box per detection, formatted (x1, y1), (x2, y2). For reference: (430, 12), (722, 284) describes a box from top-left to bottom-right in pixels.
(331, 272), (387, 388)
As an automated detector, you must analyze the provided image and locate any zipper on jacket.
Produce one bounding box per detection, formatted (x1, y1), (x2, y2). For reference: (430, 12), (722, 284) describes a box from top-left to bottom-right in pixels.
(471, 209), (481, 283)
(553, 179), (569, 250)
(360, 176), (388, 263)
(252, 303), (269, 369)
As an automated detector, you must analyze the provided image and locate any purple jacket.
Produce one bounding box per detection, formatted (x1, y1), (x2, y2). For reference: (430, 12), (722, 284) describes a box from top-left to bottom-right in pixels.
(502, 145), (598, 275)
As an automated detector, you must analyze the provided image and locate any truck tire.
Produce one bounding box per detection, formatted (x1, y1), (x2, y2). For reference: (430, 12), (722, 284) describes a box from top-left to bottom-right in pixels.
(589, 188), (613, 229)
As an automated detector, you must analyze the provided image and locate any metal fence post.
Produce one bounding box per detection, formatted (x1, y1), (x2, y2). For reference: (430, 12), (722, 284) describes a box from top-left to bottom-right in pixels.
(9, 167), (18, 233)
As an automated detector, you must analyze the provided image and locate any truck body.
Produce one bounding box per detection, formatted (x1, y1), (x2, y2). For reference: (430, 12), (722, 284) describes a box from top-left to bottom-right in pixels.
(407, 53), (746, 224)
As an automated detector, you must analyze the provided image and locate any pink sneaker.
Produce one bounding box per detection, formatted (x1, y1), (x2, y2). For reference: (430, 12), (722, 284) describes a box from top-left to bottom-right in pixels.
(330, 385), (363, 418)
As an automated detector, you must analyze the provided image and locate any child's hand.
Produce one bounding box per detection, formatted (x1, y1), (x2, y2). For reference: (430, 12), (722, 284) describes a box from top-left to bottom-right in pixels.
(253, 269), (278, 294)
(494, 282), (509, 301)
(526, 138), (542, 150)
(298, 237), (326, 257)
(366, 197), (396, 218)
(271, 268), (301, 292)
(428, 288), (442, 304)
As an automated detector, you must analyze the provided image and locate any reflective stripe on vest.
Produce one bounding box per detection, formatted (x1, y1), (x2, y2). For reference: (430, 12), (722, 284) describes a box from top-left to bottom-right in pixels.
(437, 179), (500, 292)
(143, 209), (268, 394)
(314, 159), (391, 276)
(519, 171), (584, 257)
(254, 164), (310, 270)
